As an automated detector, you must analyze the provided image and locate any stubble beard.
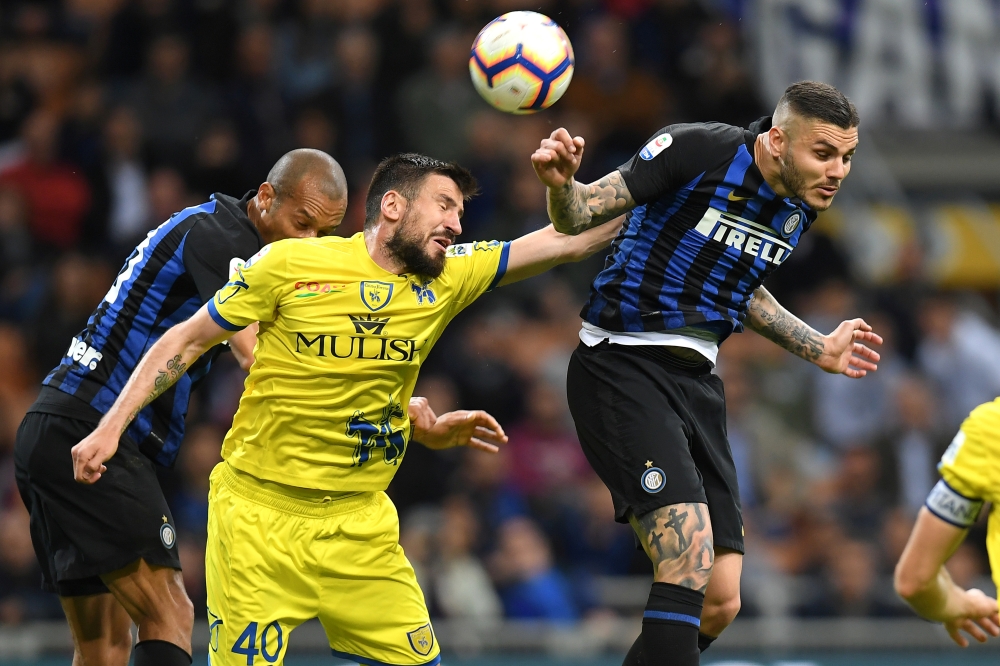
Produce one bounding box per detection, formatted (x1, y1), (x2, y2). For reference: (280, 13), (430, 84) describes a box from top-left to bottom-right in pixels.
(780, 148), (836, 211)
(384, 210), (447, 278)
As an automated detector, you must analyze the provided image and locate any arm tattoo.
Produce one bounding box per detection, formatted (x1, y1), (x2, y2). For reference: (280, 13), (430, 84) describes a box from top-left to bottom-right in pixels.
(547, 171), (635, 235)
(120, 354), (188, 435)
(746, 286), (825, 361)
(633, 502), (714, 592)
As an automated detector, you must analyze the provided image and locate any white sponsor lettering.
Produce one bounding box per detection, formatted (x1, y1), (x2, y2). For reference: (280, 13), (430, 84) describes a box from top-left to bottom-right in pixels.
(693, 208), (791, 265)
(725, 229), (746, 250)
(66, 336), (103, 371)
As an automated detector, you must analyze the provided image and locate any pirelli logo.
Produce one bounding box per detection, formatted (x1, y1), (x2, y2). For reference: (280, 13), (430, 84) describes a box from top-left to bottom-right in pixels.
(693, 208), (791, 265)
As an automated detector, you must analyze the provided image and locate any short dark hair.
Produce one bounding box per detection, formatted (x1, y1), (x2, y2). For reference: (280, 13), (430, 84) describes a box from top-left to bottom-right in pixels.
(364, 153), (479, 229)
(778, 81), (859, 129)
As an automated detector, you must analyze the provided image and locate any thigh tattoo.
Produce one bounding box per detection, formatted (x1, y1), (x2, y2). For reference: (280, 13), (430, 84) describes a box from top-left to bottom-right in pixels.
(631, 502), (714, 592)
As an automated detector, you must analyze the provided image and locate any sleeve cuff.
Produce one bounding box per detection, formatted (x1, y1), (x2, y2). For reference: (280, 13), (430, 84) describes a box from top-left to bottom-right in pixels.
(207, 299), (246, 332)
(486, 241), (511, 292)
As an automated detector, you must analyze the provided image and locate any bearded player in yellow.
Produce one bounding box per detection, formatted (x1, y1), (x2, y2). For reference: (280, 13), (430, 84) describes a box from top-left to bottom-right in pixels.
(70, 153), (619, 666)
(895, 397), (1000, 648)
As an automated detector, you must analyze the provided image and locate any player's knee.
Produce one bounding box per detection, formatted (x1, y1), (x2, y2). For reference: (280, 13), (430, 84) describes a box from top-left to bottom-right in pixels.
(172, 591), (195, 628)
(701, 591), (740, 635)
(74, 630), (132, 666)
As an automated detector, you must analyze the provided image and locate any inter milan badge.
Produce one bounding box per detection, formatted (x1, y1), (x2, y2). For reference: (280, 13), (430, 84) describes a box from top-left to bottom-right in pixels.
(406, 624), (435, 657)
(781, 209), (803, 238)
(641, 465), (666, 494)
(360, 281), (393, 312)
(160, 517), (176, 549)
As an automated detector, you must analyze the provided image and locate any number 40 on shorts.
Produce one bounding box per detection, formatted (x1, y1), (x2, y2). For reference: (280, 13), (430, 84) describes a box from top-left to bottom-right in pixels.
(232, 621), (284, 665)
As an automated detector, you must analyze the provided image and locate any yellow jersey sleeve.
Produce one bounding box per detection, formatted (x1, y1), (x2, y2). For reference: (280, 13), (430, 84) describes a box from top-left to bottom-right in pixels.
(443, 240), (510, 307)
(930, 398), (1000, 527)
(207, 241), (288, 330)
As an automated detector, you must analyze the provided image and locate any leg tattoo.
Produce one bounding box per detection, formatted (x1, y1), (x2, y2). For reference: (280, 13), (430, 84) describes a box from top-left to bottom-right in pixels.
(631, 503), (714, 592)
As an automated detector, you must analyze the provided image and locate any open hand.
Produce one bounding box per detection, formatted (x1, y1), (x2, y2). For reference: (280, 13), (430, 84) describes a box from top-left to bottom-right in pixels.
(531, 128), (585, 189)
(944, 588), (1000, 647)
(816, 318), (883, 378)
(409, 397), (507, 453)
(71, 428), (120, 484)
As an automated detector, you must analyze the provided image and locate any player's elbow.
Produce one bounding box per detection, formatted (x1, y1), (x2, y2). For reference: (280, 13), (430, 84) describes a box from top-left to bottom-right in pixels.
(893, 561), (931, 602)
(236, 354), (254, 373)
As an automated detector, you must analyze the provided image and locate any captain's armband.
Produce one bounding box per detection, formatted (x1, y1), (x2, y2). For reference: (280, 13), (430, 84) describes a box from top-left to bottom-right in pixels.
(925, 479), (984, 528)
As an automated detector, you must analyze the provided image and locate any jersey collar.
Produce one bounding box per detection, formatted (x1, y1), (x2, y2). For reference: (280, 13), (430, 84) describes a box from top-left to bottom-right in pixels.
(211, 190), (264, 245)
(352, 232), (404, 279)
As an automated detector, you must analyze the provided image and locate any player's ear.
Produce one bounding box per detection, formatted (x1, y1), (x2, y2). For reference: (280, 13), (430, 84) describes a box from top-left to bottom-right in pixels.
(767, 125), (787, 159)
(257, 182), (277, 214)
(380, 190), (405, 223)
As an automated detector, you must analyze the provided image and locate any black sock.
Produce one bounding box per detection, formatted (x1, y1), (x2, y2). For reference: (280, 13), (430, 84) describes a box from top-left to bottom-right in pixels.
(642, 582), (704, 666)
(134, 640), (192, 666)
(622, 633), (645, 666)
(697, 633), (716, 653)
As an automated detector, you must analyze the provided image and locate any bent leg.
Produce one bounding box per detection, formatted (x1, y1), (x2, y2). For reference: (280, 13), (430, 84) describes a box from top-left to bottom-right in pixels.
(629, 503), (714, 666)
(700, 548), (742, 638)
(630, 502), (714, 590)
(61, 593), (133, 666)
(101, 559), (194, 659)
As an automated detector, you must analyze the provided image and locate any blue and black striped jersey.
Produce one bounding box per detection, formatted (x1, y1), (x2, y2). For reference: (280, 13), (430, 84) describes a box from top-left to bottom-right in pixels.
(583, 117), (817, 342)
(34, 192), (263, 466)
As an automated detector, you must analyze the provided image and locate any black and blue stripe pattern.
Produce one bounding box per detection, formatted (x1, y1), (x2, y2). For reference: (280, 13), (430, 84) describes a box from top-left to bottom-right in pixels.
(583, 120), (816, 342)
(44, 201), (222, 466)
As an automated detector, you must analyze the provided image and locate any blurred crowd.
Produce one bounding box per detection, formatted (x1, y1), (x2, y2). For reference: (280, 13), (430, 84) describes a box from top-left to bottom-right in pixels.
(0, 0), (997, 630)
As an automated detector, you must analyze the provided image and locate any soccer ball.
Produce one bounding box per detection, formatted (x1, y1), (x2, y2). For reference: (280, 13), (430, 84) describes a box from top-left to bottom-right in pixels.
(469, 11), (575, 114)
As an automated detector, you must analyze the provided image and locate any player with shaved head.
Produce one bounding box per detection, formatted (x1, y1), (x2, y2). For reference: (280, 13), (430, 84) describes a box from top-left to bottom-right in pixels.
(532, 81), (882, 665)
(13, 148), (484, 666)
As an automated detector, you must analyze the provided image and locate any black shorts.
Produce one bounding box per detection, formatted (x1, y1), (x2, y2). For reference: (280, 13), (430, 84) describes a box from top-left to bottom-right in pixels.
(567, 341), (744, 554)
(14, 410), (181, 597)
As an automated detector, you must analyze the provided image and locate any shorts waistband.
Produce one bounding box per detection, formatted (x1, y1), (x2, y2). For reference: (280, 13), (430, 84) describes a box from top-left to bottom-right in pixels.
(216, 462), (379, 518)
(580, 341), (714, 377)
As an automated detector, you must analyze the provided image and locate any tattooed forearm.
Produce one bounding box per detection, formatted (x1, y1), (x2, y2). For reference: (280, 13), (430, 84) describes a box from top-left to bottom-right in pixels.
(546, 171), (635, 235)
(120, 354), (188, 435)
(631, 502), (714, 592)
(746, 286), (825, 362)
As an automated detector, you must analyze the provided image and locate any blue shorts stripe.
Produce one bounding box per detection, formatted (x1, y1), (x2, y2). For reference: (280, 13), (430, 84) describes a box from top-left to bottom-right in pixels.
(330, 648), (441, 666)
(206, 300), (245, 332)
(643, 610), (701, 627)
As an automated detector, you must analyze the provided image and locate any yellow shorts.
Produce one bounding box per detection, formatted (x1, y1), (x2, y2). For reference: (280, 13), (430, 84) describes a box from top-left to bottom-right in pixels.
(205, 462), (439, 666)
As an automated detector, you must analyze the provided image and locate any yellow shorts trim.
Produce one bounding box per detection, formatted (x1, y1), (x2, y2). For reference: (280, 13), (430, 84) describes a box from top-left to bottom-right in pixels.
(206, 462), (437, 666)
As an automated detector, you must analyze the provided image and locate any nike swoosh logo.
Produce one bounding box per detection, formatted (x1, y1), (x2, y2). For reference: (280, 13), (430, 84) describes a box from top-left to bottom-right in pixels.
(727, 191), (751, 201)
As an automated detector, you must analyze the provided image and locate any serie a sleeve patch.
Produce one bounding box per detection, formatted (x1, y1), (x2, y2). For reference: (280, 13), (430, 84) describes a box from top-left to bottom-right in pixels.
(925, 479), (984, 528)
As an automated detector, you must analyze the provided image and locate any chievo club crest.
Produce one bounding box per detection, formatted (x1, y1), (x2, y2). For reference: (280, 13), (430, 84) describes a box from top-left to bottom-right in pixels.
(407, 624), (435, 656)
(360, 281), (393, 312)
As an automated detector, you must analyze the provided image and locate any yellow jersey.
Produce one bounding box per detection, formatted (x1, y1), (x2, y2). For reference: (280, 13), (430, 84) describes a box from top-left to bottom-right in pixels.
(934, 397), (1000, 592)
(206, 232), (509, 491)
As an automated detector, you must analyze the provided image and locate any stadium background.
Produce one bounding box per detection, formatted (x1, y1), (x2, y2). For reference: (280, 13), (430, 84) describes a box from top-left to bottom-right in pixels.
(0, 0), (999, 664)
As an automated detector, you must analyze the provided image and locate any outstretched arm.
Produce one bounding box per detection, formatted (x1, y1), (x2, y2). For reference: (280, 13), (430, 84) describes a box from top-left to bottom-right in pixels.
(497, 218), (624, 287)
(894, 507), (1000, 647)
(745, 286), (882, 377)
(532, 128), (636, 235)
(72, 306), (234, 483)
(408, 397), (508, 454)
